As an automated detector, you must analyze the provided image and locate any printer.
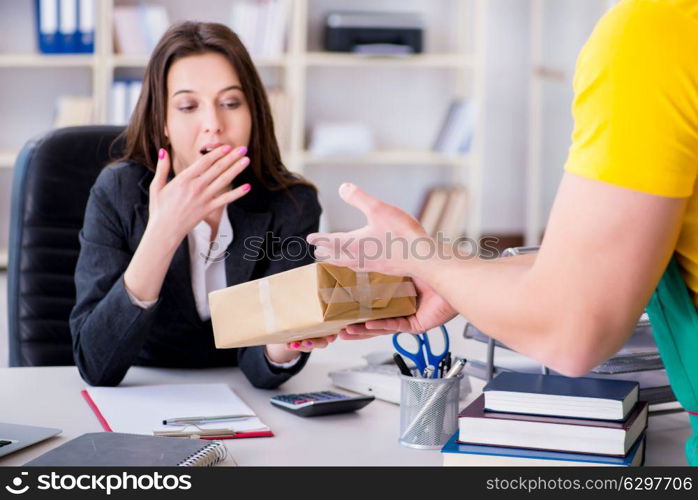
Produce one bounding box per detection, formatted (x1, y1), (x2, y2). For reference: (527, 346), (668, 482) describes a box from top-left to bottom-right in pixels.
(324, 11), (424, 54)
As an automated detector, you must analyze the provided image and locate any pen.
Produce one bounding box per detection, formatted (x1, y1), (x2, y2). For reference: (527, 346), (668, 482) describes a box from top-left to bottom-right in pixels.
(400, 358), (467, 441)
(162, 414), (254, 425)
(154, 428), (237, 438)
(393, 353), (413, 377)
(423, 365), (435, 379)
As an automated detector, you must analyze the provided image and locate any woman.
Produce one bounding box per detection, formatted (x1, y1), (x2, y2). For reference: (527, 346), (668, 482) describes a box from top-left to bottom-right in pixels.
(70, 22), (335, 388)
(308, 0), (698, 464)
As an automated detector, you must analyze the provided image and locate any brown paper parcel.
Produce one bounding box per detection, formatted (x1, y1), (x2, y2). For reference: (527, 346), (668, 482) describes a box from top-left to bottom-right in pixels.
(209, 262), (417, 348)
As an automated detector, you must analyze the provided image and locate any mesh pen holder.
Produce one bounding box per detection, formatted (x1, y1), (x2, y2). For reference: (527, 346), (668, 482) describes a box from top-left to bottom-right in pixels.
(399, 374), (462, 449)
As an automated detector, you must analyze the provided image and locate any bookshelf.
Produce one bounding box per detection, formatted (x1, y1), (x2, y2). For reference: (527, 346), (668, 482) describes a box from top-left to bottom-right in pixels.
(0, 0), (486, 262)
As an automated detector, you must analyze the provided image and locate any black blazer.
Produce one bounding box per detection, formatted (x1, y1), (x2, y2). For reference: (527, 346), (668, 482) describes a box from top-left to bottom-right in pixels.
(69, 162), (321, 387)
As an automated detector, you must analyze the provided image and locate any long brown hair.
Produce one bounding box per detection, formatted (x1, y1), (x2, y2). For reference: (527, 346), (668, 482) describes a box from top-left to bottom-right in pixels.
(113, 21), (313, 194)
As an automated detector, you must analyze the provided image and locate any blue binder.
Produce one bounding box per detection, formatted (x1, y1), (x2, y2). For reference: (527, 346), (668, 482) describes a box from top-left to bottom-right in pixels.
(58, 0), (79, 53)
(77, 0), (95, 53)
(36, 0), (94, 54)
(36, 0), (60, 53)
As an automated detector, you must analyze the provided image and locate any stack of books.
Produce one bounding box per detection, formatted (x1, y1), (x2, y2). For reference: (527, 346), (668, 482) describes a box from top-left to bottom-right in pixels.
(442, 373), (648, 466)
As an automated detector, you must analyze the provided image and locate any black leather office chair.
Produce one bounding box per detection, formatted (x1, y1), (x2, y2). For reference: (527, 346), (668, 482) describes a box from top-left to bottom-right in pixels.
(7, 126), (124, 366)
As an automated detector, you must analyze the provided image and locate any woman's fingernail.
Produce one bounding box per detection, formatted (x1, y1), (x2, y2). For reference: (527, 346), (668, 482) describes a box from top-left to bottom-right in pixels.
(158, 148), (166, 159)
(237, 146), (247, 155)
(240, 157), (250, 166)
(242, 184), (251, 193)
(304, 341), (313, 347)
(292, 342), (300, 349)
(339, 182), (354, 197)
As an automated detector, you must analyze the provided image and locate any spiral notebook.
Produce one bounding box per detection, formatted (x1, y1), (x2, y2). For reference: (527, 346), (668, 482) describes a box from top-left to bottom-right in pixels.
(82, 383), (273, 439)
(25, 432), (228, 466)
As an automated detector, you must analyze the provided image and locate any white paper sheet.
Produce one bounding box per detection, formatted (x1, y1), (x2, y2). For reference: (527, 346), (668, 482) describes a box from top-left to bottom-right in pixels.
(85, 383), (270, 435)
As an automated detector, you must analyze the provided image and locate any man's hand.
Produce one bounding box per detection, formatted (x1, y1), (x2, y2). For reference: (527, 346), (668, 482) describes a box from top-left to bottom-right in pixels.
(338, 277), (458, 340)
(307, 182), (431, 277)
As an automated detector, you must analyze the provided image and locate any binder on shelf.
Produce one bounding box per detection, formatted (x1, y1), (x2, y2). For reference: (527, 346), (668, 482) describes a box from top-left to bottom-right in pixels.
(36, 0), (95, 54)
(139, 3), (170, 52)
(77, 0), (95, 53)
(110, 79), (143, 125)
(127, 80), (143, 120)
(59, 0), (78, 53)
(113, 4), (169, 55)
(230, 0), (290, 57)
(110, 80), (128, 125)
(36, 0), (60, 54)
(433, 99), (476, 155)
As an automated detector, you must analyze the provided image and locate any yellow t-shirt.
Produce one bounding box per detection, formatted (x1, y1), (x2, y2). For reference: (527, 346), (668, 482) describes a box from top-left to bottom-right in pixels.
(564, 0), (698, 303)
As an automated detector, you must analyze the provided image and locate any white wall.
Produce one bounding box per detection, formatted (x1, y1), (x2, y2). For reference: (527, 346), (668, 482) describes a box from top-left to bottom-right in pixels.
(480, 0), (530, 234)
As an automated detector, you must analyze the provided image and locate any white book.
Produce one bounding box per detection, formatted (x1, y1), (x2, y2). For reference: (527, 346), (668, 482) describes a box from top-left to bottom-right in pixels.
(127, 80), (142, 121)
(433, 100), (461, 152)
(457, 99), (477, 153)
(141, 4), (170, 52)
(53, 96), (94, 127)
(248, 0), (269, 56)
(418, 188), (449, 237)
(231, 1), (256, 55)
(258, 0), (274, 57)
(437, 187), (469, 240)
(83, 383), (270, 436)
(267, 0), (291, 56)
(110, 80), (128, 125)
(113, 6), (148, 54)
(440, 100), (472, 153)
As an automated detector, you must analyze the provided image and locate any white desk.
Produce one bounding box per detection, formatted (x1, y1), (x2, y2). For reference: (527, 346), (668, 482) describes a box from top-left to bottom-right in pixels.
(0, 359), (692, 466)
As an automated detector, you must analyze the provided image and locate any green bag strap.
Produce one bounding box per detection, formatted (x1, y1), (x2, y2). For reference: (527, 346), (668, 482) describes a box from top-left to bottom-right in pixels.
(646, 256), (698, 465)
(646, 256), (698, 415)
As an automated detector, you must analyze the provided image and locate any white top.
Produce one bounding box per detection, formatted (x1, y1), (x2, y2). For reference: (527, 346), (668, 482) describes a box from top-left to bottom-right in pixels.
(125, 209), (298, 369)
(186, 210), (234, 321)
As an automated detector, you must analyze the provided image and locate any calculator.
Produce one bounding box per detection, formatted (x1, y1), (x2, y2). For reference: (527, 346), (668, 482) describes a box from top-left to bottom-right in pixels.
(270, 391), (375, 417)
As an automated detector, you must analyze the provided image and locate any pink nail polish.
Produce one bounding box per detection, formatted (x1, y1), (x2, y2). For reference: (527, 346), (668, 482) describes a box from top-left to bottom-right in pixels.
(158, 148), (165, 159)
(237, 146), (247, 155)
(292, 342), (300, 349)
(304, 341), (313, 347)
(240, 157), (250, 167)
(242, 184), (251, 193)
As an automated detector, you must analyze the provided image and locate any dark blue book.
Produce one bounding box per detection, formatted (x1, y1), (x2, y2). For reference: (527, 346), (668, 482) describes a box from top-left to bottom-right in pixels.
(441, 431), (645, 467)
(483, 373), (639, 421)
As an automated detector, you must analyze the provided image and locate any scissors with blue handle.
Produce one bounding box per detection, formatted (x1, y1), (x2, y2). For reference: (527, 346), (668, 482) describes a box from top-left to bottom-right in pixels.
(392, 325), (450, 378)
